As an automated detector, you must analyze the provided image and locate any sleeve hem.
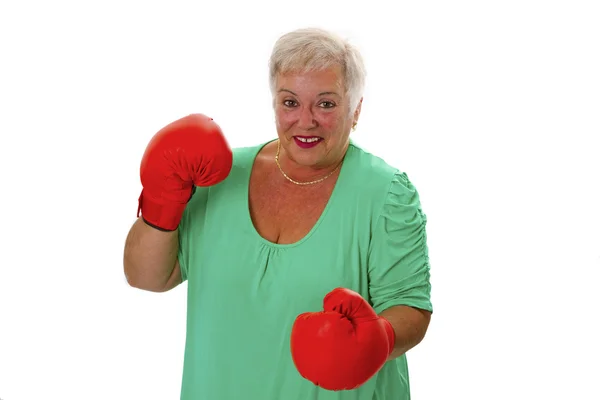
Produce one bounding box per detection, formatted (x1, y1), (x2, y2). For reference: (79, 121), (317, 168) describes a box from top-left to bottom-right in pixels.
(374, 299), (433, 315)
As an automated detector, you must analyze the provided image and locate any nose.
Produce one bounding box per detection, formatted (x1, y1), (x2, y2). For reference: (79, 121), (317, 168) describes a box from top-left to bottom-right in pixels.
(297, 105), (317, 130)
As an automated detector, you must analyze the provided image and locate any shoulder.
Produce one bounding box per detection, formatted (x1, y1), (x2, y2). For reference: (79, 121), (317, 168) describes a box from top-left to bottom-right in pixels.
(343, 141), (423, 219)
(345, 141), (414, 192)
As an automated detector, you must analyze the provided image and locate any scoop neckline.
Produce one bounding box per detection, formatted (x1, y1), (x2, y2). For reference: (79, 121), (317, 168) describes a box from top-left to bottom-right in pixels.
(242, 139), (352, 249)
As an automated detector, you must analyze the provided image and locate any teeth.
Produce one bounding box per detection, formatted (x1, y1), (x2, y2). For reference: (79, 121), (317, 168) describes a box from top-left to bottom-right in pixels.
(297, 137), (320, 143)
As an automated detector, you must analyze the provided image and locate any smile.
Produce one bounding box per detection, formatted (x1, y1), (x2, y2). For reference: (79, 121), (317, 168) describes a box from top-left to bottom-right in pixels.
(293, 136), (323, 149)
(295, 137), (322, 143)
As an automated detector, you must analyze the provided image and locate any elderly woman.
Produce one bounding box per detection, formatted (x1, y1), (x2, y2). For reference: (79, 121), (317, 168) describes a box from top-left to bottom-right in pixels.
(124, 27), (433, 400)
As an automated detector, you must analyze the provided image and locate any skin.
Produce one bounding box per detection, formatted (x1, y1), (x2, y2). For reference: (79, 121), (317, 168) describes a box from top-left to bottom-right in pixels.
(125, 64), (431, 362)
(272, 65), (361, 181)
(271, 65), (431, 360)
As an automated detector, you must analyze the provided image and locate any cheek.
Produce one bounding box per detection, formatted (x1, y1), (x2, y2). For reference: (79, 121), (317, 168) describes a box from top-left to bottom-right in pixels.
(318, 113), (346, 132)
(275, 109), (295, 128)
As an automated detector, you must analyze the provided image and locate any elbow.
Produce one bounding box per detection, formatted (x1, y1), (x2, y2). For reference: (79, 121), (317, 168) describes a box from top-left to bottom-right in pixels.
(124, 273), (168, 293)
(123, 264), (143, 290)
(123, 254), (141, 288)
(123, 261), (169, 293)
(123, 266), (140, 289)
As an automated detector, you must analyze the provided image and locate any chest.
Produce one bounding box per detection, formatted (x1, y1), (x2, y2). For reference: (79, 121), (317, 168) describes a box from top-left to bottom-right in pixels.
(248, 173), (337, 245)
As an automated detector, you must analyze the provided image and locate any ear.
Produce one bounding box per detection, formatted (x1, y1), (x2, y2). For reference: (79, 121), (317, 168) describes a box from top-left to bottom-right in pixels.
(353, 97), (363, 123)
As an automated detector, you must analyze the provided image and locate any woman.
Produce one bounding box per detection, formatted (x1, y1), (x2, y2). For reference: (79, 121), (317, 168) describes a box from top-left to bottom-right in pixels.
(124, 27), (433, 400)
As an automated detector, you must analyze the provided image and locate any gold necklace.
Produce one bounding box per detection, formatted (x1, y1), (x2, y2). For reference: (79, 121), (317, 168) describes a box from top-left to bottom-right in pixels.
(274, 140), (341, 186)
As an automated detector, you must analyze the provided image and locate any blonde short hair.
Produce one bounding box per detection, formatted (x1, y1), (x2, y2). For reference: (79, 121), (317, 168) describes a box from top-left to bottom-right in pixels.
(268, 28), (366, 115)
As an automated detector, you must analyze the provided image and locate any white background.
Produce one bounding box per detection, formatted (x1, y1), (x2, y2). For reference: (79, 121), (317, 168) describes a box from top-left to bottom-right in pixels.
(1, 0), (599, 399)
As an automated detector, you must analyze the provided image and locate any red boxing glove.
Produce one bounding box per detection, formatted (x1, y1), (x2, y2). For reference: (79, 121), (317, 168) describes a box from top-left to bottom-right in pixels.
(290, 288), (395, 391)
(137, 113), (233, 231)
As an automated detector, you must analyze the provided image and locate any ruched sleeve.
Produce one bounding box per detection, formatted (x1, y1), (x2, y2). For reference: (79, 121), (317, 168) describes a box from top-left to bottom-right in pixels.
(368, 171), (433, 314)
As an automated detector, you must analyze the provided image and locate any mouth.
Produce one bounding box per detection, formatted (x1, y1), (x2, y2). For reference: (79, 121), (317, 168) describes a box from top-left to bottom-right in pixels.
(294, 136), (322, 143)
(293, 136), (323, 149)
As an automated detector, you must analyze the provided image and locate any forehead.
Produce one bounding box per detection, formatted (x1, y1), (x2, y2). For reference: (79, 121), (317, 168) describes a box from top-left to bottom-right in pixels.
(276, 65), (345, 94)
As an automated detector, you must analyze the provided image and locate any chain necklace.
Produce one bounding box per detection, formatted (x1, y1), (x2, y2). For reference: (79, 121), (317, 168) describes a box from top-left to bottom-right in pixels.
(274, 140), (341, 186)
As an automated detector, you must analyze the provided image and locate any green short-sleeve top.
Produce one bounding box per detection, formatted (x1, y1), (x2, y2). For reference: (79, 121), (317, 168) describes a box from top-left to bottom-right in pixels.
(177, 140), (432, 400)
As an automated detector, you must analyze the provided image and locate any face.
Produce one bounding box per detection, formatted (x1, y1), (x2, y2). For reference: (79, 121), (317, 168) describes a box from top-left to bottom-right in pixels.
(273, 65), (361, 169)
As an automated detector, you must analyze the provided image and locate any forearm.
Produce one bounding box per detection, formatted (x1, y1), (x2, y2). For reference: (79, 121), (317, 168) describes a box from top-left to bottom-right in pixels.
(123, 217), (180, 291)
(380, 305), (431, 360)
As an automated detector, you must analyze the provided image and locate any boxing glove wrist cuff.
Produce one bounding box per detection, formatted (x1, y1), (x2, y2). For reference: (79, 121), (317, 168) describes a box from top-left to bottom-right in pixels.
(141, 217), (176, 232)
(137, 190), (187, 231)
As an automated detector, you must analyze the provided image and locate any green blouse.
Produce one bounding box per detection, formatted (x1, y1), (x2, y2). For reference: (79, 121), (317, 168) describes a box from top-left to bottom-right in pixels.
(177, 139), (433, 400)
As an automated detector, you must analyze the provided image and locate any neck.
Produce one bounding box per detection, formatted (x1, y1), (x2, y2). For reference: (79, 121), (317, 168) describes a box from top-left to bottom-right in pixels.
(274, 140), (346, 185)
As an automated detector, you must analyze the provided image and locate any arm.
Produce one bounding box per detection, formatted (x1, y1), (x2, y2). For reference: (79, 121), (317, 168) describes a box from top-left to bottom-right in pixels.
(368, 171), (433, 359)
(124, 114), (232, 292)
(125, 115), (232, 292)
(290, 289), (432, 391)
(380, 305), (431, 361)
(289, 172), (433, 390)
(123, 217), (182, 292)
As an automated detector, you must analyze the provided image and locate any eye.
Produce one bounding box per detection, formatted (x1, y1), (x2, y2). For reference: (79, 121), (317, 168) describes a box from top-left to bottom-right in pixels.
(319, 101), (336, 108)
(283, 100), (297, 107)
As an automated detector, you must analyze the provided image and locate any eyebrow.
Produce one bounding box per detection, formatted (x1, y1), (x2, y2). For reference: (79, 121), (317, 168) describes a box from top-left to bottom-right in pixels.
(277, 89), (341, 97)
